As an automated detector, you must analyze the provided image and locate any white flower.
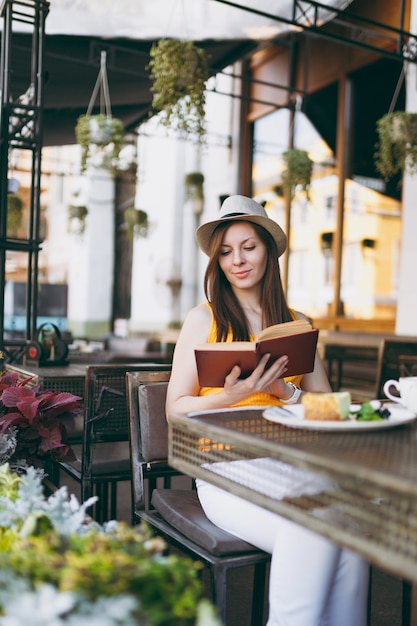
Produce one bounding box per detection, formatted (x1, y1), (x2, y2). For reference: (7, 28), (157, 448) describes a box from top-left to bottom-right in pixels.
(196, 599), (223, 626)
(0, 429), (17, 464)
(0, 584), (76, 626)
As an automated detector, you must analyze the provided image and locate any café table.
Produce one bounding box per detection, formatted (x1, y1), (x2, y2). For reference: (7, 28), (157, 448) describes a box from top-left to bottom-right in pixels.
(5, 351), (172, 401)
(168, 406), (417, 619)
(5, 362), (88, 399)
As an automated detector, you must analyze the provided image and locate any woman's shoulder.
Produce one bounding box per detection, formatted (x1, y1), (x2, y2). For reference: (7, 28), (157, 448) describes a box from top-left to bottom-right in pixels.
(182, 302), (212, 329)
(177, 303), (212, 345)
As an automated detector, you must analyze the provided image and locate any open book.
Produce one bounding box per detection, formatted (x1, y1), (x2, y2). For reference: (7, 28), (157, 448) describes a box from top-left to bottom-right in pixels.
(195, 319), (319, 388)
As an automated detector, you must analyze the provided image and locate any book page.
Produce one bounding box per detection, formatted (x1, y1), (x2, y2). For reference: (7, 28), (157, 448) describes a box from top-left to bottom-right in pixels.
(194, 341), (254, 351)
(256, 319), (312, 342)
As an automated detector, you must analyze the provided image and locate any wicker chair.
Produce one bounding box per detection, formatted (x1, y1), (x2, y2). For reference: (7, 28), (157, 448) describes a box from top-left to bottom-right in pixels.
(126, 369), (270, 625)
(54, 363), (171, 523)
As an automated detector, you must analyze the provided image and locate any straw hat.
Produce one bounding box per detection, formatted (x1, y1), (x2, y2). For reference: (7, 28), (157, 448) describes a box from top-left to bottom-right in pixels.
(196, 195), (287, 257)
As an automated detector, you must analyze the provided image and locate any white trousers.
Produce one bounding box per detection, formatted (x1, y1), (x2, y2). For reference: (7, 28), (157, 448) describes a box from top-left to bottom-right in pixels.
(197, 476), (369, 626)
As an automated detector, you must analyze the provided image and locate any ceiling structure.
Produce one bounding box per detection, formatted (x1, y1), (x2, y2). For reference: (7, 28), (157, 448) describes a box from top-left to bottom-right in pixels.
(0, 0), (414, 344)
(4, 0), (369, 145)
(22, 0), (355, 40)
(2, 0), (415, 183)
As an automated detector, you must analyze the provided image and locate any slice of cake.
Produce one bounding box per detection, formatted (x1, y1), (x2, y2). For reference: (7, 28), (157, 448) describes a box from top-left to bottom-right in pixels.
(302, 391), (351, 421)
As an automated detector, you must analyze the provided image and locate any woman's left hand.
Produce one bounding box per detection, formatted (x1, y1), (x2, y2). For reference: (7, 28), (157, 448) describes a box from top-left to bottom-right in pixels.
(261, 355), (294, 399)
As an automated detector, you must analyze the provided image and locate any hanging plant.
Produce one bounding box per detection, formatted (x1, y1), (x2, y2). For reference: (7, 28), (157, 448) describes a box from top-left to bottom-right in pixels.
(147, 39), (209, 140)
(281, 149), (313, 200)
(185, 172), (204, 201)
(123, 207), (149, 240)
(6, 194), (24, 236)
(75, 114), (126, 173)
(375, 111), (417, 180)
(68, 204), (88, 235)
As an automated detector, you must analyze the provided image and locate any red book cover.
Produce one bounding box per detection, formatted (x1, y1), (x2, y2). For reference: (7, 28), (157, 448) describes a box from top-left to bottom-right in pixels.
(195, 327), (319, 388)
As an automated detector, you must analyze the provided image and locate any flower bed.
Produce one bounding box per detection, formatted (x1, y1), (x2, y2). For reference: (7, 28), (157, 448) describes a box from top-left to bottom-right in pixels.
(0, 464), (220, 625)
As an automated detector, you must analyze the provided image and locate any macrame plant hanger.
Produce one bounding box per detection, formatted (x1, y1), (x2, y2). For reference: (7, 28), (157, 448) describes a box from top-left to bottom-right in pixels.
(87, 50), (112, 118)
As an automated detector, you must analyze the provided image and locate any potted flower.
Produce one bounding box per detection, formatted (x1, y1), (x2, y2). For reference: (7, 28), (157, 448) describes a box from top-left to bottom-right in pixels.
(0, 371), (81, 465)
(75, 114), (126, 173)
(123, 207), (149, 240)
(375, 111), (417, 180)
(147, 39), (209, 140)
(281, 148), (313, 200)
(0, 464), (221, 626)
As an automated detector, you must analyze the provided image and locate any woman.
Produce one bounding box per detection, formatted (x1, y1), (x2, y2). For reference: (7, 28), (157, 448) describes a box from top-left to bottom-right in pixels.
(166, 195), (369, 625)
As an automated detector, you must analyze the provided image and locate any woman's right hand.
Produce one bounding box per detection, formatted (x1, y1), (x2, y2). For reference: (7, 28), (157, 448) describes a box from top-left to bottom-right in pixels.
(222, 353), (289, 403)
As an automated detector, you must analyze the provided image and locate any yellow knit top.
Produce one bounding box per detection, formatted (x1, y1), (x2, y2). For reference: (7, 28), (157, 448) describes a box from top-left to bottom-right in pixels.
(199, 303), (304, 407)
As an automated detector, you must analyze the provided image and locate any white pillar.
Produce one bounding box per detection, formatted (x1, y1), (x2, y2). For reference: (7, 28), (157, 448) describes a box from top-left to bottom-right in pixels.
(395, 0), (417, 335)
(67, 167), (115, 338)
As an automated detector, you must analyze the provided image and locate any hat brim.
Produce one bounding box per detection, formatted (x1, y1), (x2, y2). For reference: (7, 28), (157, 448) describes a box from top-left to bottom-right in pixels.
(196, 214), (287, 257)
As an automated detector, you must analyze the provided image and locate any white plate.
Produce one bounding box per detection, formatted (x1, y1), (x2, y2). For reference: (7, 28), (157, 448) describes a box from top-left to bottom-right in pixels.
(262, 403), (417, 432)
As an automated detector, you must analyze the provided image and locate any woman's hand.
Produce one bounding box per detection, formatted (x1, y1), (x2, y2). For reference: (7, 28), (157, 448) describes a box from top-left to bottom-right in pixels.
(222, 353), (290, 403)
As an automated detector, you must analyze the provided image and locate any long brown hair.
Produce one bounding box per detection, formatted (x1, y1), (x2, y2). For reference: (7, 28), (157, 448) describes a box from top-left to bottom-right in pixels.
(203, 221), (293, 341)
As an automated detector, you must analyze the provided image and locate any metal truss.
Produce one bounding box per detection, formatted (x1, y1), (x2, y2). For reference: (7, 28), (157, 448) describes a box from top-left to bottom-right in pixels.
(0, 0), (50, 346)
(211, 0), (417, 64)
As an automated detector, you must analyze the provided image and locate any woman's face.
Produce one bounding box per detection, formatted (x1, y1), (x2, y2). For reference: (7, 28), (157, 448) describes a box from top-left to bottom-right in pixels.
(218, 221), (268, 291)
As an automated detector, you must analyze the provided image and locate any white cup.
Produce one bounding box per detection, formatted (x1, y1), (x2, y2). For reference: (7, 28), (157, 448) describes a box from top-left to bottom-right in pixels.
(383, 377), (417, 413)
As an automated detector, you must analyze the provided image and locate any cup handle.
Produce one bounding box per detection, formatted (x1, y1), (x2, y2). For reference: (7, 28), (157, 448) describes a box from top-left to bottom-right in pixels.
(383, 379), (402, 403)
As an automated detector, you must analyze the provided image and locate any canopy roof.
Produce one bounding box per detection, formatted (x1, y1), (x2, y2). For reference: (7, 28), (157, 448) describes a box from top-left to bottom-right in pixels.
(36, 0), (355, 41)
(5, 0), (356, 145)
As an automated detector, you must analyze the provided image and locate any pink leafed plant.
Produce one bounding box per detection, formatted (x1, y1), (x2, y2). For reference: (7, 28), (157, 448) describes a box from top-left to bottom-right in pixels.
(0, 371), (82, 463)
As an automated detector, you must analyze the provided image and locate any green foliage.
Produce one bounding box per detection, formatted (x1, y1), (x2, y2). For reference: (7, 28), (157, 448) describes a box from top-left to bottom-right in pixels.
(0, 462), (20, 500)
(1, 524), (202, 625)
(123, 207), (149, 240)
(0, 464), (215, 626)
(148, 39), (208, 140)
(68, 205), (88, 234)
(75, 114), (126, 173)
(7, 194), (24, 236)
(185, 172), (204, 201)
(281, 149), (313, 200)
(375, 111), (417, 180)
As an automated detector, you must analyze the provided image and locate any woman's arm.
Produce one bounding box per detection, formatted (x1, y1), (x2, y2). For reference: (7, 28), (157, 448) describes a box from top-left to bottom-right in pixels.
(300, 350), (332, 393)
(166, 304), (290, 417)
(293, 312), (332, 393)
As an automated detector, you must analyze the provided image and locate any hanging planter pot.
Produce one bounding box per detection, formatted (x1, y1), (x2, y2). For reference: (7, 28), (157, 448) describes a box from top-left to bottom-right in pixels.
(75, 114), (126, 173)
(375, 111), (417, 180)
(184, 172), (204, 216)
(74, 51), (127, 173)
(7, 194), (24, 236)
(185, 172), (204, 201)
(123, 207), (149, 240)
(68, 204), (88, 235)
(147, 39), (209, 140)
(281, 149), (313, 200)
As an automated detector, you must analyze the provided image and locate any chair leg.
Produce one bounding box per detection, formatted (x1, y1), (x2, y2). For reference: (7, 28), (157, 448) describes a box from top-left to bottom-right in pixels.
(402, 579), (412, 626)
(94, 482), (108, 524)
(110, 481), (118, 520)
(251, 561), (267, 626)
(367, 565), (373, 626)
(210, 563), (228, 625)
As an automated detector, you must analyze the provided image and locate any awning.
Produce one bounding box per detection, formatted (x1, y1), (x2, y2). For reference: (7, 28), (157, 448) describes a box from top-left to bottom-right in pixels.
(4, 0), (354, 145)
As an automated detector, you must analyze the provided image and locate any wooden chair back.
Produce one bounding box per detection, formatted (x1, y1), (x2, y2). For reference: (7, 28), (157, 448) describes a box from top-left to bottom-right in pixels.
(399, 354), (417, 378)
(126, 369), (177, 518)
(375, 338), (417, 399)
